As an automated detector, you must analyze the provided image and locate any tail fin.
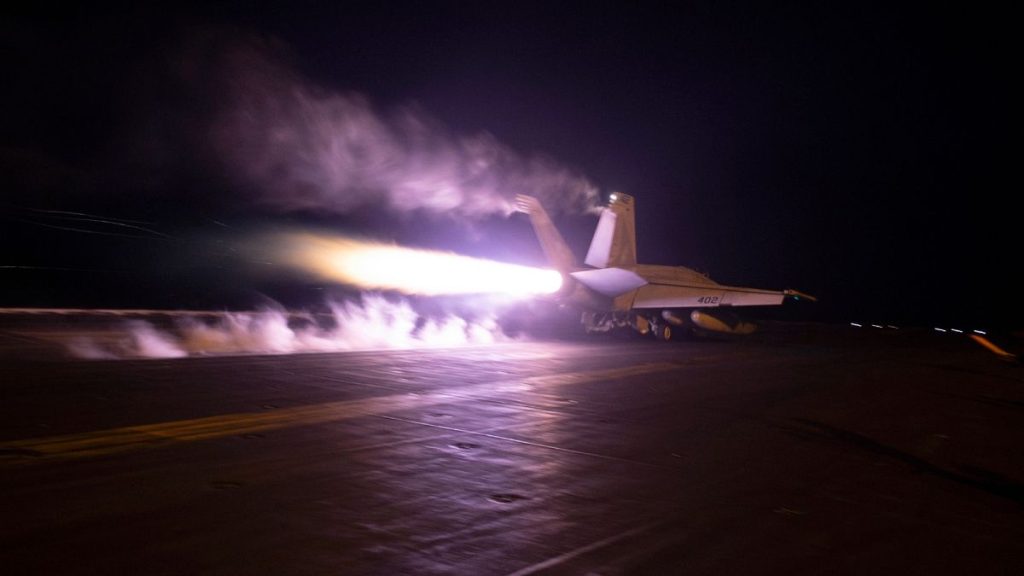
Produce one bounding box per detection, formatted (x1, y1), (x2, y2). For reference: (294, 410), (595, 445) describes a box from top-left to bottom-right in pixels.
(584, 192), (636, 268)
(514, 195), (577, 271)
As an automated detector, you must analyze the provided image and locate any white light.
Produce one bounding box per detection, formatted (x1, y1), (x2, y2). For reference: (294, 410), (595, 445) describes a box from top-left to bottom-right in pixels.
(886, 325), (899, 330)
(850, 322), (863, 328)
(934, 327), (947, 332)
(951, 328), (963, 334)
(609, 193), (618, 201)
(871, 324), (882, 329)
(973, 329), (987, 335)
(278, 233), (563, 296)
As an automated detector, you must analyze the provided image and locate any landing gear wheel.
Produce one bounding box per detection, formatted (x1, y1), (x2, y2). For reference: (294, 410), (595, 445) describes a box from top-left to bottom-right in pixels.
(657, 323), (673, 342)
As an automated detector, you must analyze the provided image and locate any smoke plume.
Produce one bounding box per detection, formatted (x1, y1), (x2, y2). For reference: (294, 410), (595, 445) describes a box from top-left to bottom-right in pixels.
(66, 295), (513, 360)
(198, 34), (600, 218)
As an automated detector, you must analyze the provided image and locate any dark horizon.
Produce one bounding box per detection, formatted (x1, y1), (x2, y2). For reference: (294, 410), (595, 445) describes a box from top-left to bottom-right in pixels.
(2, 3), (1019, 330)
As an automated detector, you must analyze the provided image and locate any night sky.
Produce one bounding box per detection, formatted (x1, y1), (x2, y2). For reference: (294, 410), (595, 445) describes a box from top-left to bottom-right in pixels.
(2, 3), (1018, 329)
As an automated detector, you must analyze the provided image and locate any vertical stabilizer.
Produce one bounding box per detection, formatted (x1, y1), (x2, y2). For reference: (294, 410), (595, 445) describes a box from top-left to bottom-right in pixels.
(584, 193), (636, 268)
(514, 195), (577, 271)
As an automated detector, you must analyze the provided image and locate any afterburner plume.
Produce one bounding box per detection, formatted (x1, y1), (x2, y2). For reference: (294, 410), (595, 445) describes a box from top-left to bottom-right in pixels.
(276, 233), (562, 296)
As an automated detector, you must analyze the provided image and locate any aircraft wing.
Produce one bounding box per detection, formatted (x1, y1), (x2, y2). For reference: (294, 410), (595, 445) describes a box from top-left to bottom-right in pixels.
(630, 283), (787, 308)
(569, 265), (810, 308)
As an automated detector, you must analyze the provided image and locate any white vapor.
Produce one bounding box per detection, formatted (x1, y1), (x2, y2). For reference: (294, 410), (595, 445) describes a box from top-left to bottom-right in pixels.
(204, 35), (600, 218)
(65, 296), (514, 360)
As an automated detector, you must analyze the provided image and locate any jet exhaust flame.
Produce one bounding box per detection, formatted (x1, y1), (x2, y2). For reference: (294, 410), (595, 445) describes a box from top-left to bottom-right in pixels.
(276, 233), (562, 296)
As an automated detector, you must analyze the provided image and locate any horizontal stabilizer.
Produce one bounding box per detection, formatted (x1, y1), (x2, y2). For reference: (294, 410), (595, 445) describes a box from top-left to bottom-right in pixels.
(570, 267), (648, 297)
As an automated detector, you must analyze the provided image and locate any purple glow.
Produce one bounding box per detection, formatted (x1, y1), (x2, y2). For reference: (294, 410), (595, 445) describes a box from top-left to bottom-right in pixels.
(206, 37), (600, 218)
(66, 296), (516, 359)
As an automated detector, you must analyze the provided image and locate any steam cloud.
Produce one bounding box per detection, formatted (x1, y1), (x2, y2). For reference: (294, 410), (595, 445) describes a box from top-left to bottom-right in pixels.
(202, 35), (600, 217)
(67, 296), (513, 360)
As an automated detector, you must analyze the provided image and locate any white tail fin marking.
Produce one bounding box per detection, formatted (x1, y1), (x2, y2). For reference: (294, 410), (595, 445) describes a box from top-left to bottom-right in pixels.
(585, 193), (636, 268)
(515, 194), (576, 271)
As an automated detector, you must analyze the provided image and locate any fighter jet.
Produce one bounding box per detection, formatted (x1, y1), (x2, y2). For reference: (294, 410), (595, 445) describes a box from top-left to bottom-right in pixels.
(515, 193), (814, 340)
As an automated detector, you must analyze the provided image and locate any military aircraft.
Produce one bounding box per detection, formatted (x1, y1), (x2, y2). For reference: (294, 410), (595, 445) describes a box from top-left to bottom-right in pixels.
(515, 193), (814, 340)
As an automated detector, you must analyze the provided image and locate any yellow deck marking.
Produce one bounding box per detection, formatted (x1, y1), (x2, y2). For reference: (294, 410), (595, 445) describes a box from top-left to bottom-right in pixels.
(1, 362), (683, 461)
(969, 334), (1018, 360)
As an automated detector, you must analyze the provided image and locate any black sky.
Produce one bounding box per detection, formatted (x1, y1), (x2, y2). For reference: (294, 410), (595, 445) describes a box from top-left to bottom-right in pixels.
(1, 2), (1019, 328)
